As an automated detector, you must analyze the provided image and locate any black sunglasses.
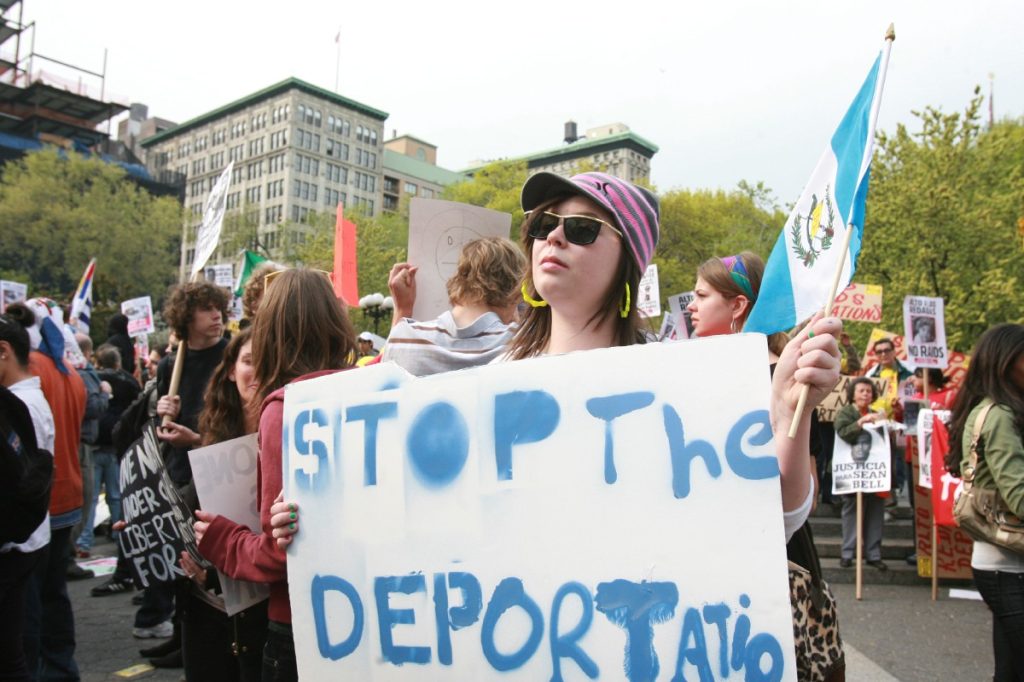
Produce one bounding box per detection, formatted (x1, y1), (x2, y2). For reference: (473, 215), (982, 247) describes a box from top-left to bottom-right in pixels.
(525, 210), (622, 246)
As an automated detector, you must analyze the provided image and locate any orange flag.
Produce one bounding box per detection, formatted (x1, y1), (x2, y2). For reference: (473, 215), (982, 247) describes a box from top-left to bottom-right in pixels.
(332, 203), (359, 306)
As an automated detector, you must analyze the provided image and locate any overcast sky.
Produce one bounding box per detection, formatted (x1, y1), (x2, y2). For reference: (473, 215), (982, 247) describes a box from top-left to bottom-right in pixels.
(12, 0), (1023, 203)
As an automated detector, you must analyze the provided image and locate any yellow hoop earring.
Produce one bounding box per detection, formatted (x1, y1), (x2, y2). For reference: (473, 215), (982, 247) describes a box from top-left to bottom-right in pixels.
(619, 283), (631, 318)
(521, 281), (548, 308)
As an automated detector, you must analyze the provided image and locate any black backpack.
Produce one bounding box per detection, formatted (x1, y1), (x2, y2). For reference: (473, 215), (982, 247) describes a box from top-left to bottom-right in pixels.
(0, 385), (54, 545)
(112, 380), (158, 457)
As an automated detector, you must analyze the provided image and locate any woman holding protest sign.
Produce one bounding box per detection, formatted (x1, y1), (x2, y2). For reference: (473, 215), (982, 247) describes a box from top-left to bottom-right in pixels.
(946, 324), (1024, 682)
(834, 377), (889, 570)
(172, 327), (269, 682)
(270, 173), (841, 549)
(195, 269), (357, 682)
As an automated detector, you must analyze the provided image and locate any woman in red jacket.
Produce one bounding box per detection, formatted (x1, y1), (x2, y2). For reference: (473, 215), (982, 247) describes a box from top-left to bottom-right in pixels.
(195, 269), (357, 682)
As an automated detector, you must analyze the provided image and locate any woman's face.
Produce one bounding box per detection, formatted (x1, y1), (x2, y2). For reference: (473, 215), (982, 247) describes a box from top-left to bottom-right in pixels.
(229, 341), (257, 405)
(853, 382), (874, 409)
(0, 340), (15, 387)
(530, 195), (623, 320)
(688, 277), (743, 337)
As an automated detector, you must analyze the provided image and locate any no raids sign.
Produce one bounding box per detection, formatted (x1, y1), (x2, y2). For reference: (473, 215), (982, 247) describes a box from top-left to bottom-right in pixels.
(284, 336), (797, 681)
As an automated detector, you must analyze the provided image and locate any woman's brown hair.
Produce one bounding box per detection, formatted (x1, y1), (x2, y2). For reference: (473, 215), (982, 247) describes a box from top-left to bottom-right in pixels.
(446, 237), (526, 308)
(505, 197), (646, 360)
(250, 269), (356, 407)
(198, 327), (254, 445)
(696, 251), (789, 356)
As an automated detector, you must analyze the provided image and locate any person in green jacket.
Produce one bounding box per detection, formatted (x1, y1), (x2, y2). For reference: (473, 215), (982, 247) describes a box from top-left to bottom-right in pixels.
(947, 323), (1024, 682)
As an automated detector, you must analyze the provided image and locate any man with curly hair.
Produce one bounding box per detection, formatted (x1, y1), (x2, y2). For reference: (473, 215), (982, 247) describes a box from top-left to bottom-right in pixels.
(381, 237), (526, 376)
(129, 281), (228, 645)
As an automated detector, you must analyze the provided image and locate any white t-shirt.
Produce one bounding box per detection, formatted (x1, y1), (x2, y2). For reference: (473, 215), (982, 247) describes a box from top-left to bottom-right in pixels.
(2, 376), (55, 554)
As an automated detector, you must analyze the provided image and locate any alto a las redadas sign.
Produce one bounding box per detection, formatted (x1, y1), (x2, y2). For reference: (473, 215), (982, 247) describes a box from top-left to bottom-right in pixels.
(829, 282), (882, 323)
(283, 337), (798, 681)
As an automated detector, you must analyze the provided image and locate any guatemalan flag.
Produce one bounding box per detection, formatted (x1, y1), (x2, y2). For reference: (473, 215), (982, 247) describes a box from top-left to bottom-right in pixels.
(745, 33), (892, 336)
(69, 258), (96, 334)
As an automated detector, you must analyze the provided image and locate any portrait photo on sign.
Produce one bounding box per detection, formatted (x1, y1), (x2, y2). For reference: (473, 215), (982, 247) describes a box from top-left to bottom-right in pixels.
(911, 315), (936, 343)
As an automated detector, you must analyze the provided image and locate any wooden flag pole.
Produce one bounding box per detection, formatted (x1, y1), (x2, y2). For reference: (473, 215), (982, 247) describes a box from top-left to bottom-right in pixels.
(923, 372), (941, 600)
(856, 490), (864, 600)
(787, 23), (895, 439)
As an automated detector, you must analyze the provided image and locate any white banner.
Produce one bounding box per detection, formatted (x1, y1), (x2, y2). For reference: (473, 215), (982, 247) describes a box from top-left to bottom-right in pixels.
(0, 279), (28, 313)
(283, 336), (796, 680)
(902, 296), (947, 369)
(189, 434), (270, 616)
(191, 161), (235, 278)
(121, 296), (155, 337)
(916, 409), (951, 490)
(832, 423), (892, 494)
(637, 263), (661, 318)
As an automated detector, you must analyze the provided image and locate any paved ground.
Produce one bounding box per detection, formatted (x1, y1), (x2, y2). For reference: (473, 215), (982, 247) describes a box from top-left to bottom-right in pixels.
(68, 535), (993, 681)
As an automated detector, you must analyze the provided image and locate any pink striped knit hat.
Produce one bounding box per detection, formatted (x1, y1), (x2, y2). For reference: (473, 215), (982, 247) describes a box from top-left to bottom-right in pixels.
(521, 171), (660, 270)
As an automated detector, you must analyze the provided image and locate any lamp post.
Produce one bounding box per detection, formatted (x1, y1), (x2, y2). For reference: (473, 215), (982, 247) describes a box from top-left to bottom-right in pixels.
(358, 292), (394, 336)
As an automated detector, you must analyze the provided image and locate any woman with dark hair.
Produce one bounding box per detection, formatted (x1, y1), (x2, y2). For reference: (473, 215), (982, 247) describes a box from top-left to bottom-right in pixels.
(0, 306), (55, 680)
(195, 269), (357, 682)
(946, 324), (1024, 682)
(834, 377), (888, 570)
(910, 367), (956, 410)
(687, 251), (789, 358)
(104, 313), (136, 377)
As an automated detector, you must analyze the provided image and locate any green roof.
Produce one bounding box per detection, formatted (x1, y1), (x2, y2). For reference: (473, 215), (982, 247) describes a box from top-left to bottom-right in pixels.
(382, 149), (467, 187)
(461, 130), (659, 174)
(141, 77), (388, 147)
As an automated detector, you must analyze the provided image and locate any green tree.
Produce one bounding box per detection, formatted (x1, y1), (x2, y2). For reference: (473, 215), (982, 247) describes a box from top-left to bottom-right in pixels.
(0, 147), (182, 316)
(858, 91), (1024, 350)
(442, 160), (528, 239)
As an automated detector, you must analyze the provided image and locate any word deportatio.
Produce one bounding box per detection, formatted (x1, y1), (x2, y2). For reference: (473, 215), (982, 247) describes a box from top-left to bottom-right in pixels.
(284, 337), (798, 680)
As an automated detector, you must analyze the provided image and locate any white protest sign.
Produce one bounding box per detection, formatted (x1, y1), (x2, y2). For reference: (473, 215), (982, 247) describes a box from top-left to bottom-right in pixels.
(902, 296), (947, 369)
(205, 263), (235, 289)
(667, 291), (696, 339)
(190, 434), (270, 615)
(916, 409), (951, 490)
(637, 263), (661, 318)
(408, 198), (511, 321)
(832, 423), (892, 494)
(284, 336), (796, 681)
(0, 279), (27, 313)
(191, 161), (235, 278)
(121, 296), (155, 337)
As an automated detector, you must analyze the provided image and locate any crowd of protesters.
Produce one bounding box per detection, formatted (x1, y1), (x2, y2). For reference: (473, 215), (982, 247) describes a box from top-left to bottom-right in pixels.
(1, 171), (1018, 682)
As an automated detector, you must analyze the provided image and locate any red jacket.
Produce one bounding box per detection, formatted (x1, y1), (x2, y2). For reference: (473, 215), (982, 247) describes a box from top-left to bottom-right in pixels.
(199, 369), (345, 624)
(28, 351), (85, 519)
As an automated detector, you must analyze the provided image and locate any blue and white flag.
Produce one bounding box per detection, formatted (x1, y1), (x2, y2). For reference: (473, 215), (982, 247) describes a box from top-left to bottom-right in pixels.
(745, 40), (892, 336)
(69, 258), (96, 334)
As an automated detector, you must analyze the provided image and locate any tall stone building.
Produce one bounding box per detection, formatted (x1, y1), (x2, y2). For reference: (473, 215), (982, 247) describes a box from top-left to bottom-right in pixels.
(140, 77), (388, 276)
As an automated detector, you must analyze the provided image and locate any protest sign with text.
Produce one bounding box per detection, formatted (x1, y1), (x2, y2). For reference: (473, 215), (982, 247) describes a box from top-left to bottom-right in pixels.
(815, 375), (888, 423)
(205, 263), (234, 289)
(121, 296), (155, 337)
(832, 423), (892, 494)
(283, 336), (796, 681)
(1, 279), (28, 313)
(666, 291), (696, 340)
(637, 263), (661, 317)
(915, 409), (950, 489)
(902, 296), (947, 369)
(829, 282), (882, 323)
(190, 434), (270, 615)
(118, 424), (200, 588)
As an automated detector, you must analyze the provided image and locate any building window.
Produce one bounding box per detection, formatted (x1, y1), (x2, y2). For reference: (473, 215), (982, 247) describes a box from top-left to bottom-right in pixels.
(421, 187), (434, 199)
(384, 177), (399, 194)
(324, 162), (346, 184)
(404, 182), (417, 195)
(383, 194), (398, 212)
